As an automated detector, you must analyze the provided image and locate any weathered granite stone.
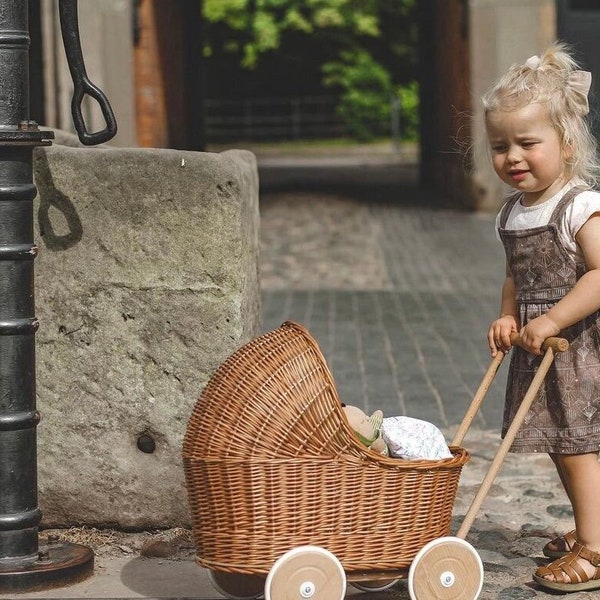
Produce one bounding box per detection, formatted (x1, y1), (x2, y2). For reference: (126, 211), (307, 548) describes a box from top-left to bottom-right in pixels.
(32, 140), (260, 528)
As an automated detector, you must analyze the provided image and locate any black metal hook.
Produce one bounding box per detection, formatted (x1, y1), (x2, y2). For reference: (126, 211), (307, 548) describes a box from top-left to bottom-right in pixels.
(58, 0), (118, 145)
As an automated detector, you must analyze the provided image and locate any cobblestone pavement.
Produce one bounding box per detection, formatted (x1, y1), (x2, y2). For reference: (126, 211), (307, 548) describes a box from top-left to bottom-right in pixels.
(260, 188), (507, 428)
(4, 154), (595, 599)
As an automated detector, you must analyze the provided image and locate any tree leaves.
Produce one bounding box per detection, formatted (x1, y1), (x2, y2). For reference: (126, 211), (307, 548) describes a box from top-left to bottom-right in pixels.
(203, 0), (418, 139)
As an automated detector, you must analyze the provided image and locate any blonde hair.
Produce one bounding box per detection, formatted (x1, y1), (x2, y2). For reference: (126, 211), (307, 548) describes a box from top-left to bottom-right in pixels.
(482, 42), (600, 187)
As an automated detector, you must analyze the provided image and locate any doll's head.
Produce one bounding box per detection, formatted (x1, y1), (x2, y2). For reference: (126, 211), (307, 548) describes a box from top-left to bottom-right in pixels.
(482, 42), (600, 187)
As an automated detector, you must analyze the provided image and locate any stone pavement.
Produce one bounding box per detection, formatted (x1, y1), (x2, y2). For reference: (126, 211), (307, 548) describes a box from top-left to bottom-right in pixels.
(259, 188), (507, 428)
(1, 148), (593, 599)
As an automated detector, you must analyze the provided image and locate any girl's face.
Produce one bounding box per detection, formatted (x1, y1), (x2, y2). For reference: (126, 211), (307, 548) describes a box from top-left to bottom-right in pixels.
(486, 103), (567, 205)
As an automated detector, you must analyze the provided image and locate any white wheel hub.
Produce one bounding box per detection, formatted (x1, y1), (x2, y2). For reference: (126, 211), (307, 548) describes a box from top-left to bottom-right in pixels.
(300, 580), (315, 597)
(440, 570), (456, 587)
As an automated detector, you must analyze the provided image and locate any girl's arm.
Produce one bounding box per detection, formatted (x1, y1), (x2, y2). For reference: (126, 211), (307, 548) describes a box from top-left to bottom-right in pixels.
(488, 263), (519, 356)
(519, 213), (600, 353)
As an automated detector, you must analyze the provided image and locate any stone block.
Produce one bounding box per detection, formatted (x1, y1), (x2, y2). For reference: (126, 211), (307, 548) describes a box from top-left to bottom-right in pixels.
(32, 141), (260, 528)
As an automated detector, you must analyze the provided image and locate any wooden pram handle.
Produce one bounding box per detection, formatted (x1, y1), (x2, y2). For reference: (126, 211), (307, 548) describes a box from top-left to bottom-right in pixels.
(451, 333), (568, 449)
(509, 333), (569, 353)
(454, 332), (569, 540)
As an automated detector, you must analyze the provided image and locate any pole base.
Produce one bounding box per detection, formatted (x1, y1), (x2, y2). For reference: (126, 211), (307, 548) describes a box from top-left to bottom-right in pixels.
(0, 539), (93, 593)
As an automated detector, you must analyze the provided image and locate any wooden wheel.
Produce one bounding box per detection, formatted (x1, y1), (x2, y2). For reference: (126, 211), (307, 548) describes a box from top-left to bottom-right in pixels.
(207, 569), (265, 599)
(408, 537), (483, 600)
(264, 546), (346, 600)
(351, 578), (400, 592)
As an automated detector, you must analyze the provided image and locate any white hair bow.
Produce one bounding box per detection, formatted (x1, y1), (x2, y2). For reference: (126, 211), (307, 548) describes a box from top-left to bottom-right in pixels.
(568, 70), (592, 115)
(525, 55), (541, 70)
(524, 54), (591, 115)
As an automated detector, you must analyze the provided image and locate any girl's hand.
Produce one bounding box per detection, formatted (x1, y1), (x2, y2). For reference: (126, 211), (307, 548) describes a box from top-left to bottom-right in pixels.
(518, 314), (560, 355)
(488, 315), (519, 356)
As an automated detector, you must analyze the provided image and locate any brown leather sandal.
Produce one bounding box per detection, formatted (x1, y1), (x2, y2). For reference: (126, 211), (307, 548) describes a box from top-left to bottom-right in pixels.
(543, 529), (577, 559)
(534, 541), (600, 592)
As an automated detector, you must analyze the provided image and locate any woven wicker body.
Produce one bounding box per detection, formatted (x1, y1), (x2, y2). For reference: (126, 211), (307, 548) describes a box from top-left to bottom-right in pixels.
(183, 321), (469, 576)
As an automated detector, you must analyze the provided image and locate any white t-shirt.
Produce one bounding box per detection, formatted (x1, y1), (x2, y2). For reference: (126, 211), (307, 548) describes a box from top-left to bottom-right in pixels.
(495, 179), (600, 262)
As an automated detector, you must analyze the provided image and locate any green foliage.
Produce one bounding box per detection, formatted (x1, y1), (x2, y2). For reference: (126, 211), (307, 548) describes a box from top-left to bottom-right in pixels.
(203, 0), (384, 69)
(203, 0), (419, 141)
(322, 50), (393, 141)
(282, 8), (312, 33)
(397, 80), (419, 142)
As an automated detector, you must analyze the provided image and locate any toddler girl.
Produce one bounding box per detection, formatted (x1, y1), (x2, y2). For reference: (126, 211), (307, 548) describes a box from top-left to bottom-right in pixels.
(484, 43), (600, 592)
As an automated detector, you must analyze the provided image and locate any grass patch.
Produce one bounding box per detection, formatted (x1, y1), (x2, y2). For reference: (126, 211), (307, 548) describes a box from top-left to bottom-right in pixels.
(207, 137), (415, 157)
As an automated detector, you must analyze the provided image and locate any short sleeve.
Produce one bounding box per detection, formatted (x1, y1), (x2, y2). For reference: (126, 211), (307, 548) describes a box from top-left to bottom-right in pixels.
(567, 190), (600, 239)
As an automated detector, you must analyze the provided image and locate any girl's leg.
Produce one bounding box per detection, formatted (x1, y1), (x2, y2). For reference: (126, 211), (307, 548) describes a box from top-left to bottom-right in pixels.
(550, 453), (572, 501)
(543, 453), (576, 555)
(538, 452), (600, 582)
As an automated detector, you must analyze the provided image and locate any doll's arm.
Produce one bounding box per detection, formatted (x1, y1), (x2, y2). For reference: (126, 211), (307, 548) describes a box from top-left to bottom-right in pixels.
(520, 213), (600, 354)
(488, 263), (519, 356)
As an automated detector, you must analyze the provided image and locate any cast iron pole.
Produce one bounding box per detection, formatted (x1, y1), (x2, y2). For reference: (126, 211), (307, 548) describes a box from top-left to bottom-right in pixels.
(0, 0), (115, 591)
(0, 0), (51, 570)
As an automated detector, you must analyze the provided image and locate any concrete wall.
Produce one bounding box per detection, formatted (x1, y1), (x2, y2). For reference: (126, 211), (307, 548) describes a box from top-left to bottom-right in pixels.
(470, 0), (556, 211)
(33, 135), (260, 528)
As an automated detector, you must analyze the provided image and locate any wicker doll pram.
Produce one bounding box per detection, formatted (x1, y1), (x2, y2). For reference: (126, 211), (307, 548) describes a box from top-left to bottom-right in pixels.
(182, 321), (469, 586)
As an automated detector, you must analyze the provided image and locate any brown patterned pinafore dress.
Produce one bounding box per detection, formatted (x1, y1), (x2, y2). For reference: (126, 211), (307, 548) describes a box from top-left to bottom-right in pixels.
(498, 185), (600, 454)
